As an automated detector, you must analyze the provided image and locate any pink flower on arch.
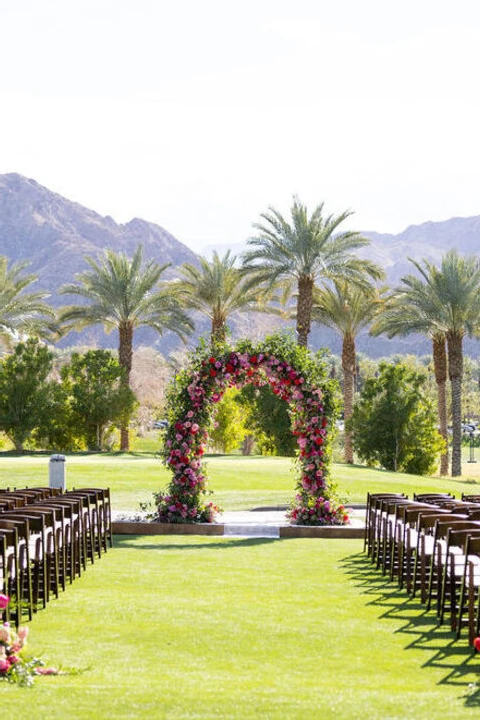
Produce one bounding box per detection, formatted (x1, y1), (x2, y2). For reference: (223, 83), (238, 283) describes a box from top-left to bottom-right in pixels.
(0, 594), (9, 610)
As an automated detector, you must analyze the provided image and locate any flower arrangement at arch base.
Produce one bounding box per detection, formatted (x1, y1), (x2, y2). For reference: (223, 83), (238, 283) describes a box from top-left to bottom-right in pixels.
(155, 333), (350, 527)
(0, 595), (60, 687)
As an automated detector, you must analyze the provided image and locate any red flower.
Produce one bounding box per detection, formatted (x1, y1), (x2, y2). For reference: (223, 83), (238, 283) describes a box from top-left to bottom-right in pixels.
(250, 355), (258, 363)
(210, 369), (217, 377)
(314, 437), (323, 446)
(474, 637), (480, 652)
(209, 357), (216, 364)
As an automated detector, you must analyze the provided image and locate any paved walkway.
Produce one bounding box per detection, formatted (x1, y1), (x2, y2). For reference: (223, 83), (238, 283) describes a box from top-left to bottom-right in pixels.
(218, 508), (366, 538)
(112, 507), (366, 538)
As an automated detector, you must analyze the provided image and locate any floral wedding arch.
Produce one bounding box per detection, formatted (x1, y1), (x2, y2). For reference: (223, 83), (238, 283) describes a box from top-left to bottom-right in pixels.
(156, 333), (349, 526)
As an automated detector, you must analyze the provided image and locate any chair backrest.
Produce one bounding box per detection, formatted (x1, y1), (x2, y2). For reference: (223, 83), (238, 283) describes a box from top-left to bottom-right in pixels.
(401, 505), (447, 526)
(0, 518), (28, 541)
(379, 497), (411, 514)
(447, 527), (480, 552)
(462, 494), (480, 503)
(0, 494), (26, 508)
(435, 519), (480, 541)
(464, 534), (480, 557)
(0, 512), (43, 534)
(414, 493), (454, 504)
(418, 512), (468, 533)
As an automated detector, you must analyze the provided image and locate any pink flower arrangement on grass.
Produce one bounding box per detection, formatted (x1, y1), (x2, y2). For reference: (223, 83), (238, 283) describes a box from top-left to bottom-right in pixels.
(0, 594), (58, 686)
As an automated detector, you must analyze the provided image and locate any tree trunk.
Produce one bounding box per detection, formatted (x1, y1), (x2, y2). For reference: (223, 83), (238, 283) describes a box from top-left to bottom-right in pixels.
(432, 335), (449, 475)
(118, 321), (134, 452)
(211, 315), (227, 346)
(447, 331), (463, 477)
(296, 275), (314, 347)
(342, 333), (356, 464)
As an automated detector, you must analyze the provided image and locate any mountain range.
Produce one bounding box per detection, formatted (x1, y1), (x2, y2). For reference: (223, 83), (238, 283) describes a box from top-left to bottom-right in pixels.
(0, 172), (479, 357)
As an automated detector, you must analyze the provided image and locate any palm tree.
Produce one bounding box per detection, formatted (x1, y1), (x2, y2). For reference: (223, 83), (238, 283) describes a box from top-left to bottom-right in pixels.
(0, 256), (56, 344)
(371, 292), (449, 476)
(176, 250), (272, 345)
(312, 281), (385, 464)
(374, 250), (480, 477)
(59, 246), (193, 450)
(241, 196), (383, 347)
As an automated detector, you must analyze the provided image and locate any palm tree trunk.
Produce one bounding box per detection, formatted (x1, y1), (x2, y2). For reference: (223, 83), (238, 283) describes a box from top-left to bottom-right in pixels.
(118, 321), (134, 452)
(342, 333), (355, 464)
(447, 331), (463, 477)
(296, 275), (314, 347)
(432, 335), (449, 475)
(211, 315), (227, 346)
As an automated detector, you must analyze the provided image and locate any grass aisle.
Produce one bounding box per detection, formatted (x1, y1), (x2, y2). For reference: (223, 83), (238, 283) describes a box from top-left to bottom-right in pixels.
(2, 537), (479, 719)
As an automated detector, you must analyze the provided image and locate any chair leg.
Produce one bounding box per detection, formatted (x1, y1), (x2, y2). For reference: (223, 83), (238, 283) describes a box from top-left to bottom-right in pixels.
(468, 562), (476, 645)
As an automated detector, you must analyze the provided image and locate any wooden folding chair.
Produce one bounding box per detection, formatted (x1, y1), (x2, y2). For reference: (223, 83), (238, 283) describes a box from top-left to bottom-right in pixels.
(392, 504), (447, 590)
(39, 497), (82, 582)
(31, 503), (67, 591)
(426, 520), (480, 615)
(412, 512), (468, 602)
(73, 487), (112, 551)
(364, 493), (406, 555)
(0, 518), (33, 623)
(377, 497), (412, 575)
(0, 531), (12, 624)
(455, 535), (480, 644)
(8, 508), (60, 604)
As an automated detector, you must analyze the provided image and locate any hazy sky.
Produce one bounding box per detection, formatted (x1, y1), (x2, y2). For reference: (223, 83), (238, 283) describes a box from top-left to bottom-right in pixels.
(1, 0), (480, 252)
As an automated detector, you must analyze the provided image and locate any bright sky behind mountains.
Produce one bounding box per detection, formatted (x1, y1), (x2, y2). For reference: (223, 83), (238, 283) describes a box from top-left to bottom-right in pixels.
(1, 0), (480, 252)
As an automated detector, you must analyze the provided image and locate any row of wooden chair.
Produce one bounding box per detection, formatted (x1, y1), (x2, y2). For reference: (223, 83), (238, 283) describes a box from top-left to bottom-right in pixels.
(364, 491), (480, 645)
(0, 486), (112, 627)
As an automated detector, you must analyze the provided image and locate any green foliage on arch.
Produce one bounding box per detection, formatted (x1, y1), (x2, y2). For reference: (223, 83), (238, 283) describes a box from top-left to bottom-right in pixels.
(156, 332), (350, 526)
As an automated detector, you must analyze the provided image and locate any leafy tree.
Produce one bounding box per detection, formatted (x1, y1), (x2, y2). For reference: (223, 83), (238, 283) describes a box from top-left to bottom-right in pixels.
(177, 251), (272, 345)
(32, 380), (79, 452)
(312, 281), (385, 464)
(350, 361), (444, 475)
(0, 339), (56, 450)
(374, 251), (480, 476)
(0, 256), (56, 344)
(241, 196), (383, 346)
(210, 387), (248, 453)
(238, 384), (297, 456)
(372, 284), (449, 475)
(61, 350), (137, 451)
(59, 245), (193, 450)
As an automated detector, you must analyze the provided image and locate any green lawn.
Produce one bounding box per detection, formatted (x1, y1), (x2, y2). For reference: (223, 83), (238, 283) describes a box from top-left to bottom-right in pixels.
(2, 453), (480, 716)
(1, 536), (480, 719)
(2, 450), (480, 512)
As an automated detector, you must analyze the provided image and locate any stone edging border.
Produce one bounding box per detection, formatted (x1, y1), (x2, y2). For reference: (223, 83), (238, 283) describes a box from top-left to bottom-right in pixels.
(112, 521), (364, 539)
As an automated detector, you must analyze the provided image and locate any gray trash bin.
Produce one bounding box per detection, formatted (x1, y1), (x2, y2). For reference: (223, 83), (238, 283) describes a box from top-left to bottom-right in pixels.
(49, 454), (66, 491)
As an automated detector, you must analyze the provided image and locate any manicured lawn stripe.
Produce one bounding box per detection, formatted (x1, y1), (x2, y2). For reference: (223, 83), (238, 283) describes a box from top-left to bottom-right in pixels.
(2, 452), (480, 511)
